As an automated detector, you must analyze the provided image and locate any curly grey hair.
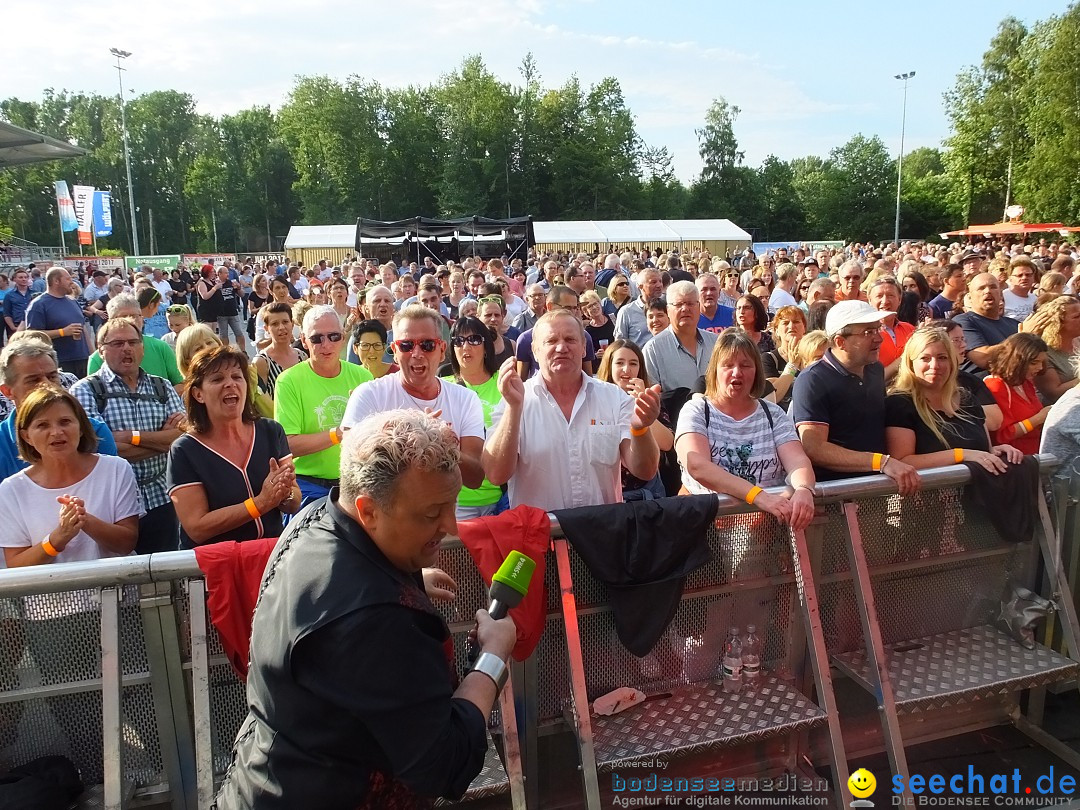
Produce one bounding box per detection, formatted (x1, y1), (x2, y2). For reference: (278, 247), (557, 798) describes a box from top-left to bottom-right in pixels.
(340, 409), (460, 510)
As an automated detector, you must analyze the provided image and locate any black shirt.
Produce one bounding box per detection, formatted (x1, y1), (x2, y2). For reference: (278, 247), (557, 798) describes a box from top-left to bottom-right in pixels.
(954, 312), (1020, 378)
(885, 392), (989, 454)
(791, 349), (887, 481)
(169, 279), (190, 305)
(166, 419), (291, 547)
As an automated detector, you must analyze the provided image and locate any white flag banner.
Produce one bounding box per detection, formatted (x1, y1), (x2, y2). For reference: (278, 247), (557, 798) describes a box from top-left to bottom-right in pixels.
(72, 184), (96, 242)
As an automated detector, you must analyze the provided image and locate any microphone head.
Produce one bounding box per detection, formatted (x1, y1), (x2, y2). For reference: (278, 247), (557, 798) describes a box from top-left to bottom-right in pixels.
(489, 550), (536, 609)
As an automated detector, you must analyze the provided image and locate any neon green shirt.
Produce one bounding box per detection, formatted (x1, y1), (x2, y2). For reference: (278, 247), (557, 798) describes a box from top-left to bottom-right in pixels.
(87, 335), (183, 385)
(442, 374), (502, 507)
(276, 361), (373, 479)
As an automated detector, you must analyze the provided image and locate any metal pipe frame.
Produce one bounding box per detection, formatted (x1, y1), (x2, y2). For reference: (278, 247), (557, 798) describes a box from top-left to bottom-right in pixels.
(101, 585), (123, 810)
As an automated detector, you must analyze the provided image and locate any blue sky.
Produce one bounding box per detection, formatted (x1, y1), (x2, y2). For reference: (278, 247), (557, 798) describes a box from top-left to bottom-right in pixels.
(9, 0), (1069, 182)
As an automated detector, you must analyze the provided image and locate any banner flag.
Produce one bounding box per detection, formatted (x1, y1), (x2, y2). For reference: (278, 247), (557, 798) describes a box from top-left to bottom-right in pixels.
(92, 191), (113, 237)
(54, 181), (79, 232)
(72, 184), (95, 245)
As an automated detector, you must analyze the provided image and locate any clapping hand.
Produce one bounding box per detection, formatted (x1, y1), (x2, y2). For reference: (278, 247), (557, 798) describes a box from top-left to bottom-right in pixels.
(52, 495), (87, 550)
(629, 383), (661, 431)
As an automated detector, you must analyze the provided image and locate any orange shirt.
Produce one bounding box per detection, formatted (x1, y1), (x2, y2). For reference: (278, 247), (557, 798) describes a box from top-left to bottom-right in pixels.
(835, 288), (867, 302)
(877, 320), (915, 368)
(983, 376), (1043, 454)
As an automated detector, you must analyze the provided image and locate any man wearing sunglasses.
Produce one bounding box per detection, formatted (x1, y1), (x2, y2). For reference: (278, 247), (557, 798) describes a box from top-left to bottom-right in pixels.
(275, 306), (374, 506)
(342, 305), (485, 489)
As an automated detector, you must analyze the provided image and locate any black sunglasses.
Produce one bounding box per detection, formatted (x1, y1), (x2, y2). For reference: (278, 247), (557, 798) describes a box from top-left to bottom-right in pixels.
(307, 331), (343, 344)
(451, 334), (486, 347)
(394, 338), (440, 353)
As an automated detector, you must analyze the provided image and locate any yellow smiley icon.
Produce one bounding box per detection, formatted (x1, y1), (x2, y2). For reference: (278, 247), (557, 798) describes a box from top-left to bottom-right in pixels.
(848, 768), (877, 799)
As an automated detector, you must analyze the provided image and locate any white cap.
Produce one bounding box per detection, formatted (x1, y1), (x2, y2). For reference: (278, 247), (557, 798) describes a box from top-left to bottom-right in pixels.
(825, 300), (893, 338)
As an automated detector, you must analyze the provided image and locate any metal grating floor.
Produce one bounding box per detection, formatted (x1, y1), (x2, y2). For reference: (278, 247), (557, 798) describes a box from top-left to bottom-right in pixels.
(434, 737), (510, 805)
(583, 676), (827, 771)
(832, 624), (1079, 713)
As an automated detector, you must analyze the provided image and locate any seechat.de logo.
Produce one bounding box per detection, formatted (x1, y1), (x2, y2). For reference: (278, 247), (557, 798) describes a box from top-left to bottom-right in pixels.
(848, 768), (877, 807)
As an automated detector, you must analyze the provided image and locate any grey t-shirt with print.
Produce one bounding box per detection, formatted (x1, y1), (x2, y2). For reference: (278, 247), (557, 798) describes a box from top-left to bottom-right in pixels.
(675, 397), (799, 493)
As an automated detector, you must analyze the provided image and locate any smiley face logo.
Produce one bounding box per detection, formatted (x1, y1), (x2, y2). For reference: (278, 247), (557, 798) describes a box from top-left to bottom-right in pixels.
(848, 768), (877, 799)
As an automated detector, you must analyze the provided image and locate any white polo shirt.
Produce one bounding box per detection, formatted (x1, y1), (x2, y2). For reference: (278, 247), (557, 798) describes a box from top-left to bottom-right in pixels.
(490, 372), (633, 511)
(341, 371), (484, 440)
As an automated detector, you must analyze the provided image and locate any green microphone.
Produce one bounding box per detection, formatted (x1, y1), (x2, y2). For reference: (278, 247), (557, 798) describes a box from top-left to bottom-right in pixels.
(487, 550), (536, 620)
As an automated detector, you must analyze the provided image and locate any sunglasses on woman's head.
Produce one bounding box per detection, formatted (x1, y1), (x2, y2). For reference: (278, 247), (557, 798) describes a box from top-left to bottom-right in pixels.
(451, 334), (485, 347)
(393, 338), (440, 353)
(166, 305), (188, 314)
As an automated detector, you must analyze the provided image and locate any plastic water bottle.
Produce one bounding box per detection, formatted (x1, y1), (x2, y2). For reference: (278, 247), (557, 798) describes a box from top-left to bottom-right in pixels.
(721, 627), (743, 694)
(742, 625), (762, 692)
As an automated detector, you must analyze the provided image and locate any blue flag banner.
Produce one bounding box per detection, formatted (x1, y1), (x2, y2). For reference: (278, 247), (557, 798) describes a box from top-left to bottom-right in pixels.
(55, 181), (79, 232)
(93, 190), (113, 237)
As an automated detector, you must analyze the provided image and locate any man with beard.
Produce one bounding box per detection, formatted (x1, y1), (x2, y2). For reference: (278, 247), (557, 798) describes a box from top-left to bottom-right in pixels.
(342, 305), (485, 490)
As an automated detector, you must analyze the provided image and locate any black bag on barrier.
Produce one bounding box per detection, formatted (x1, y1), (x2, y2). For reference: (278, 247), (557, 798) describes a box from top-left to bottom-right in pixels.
(0, 755), (82, 810)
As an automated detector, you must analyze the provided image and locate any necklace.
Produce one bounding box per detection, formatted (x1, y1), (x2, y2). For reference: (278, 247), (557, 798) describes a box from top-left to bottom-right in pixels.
(401, 378), (442, 411)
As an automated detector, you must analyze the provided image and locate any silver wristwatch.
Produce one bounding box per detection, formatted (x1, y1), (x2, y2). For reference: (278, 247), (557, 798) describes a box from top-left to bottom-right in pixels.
(471, 651), (509, 692)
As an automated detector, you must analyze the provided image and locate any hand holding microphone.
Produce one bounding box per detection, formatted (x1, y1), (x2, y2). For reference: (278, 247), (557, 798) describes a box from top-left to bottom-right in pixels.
(468, 550), (535, 665)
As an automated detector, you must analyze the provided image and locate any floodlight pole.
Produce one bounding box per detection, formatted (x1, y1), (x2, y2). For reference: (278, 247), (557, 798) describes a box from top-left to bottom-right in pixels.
(111, 48), (140, 256)
(893, 71), (915, 245)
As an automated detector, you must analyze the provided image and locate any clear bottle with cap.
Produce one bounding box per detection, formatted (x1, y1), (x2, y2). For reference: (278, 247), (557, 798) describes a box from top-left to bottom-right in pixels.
(742, 624), (762, 692)
(721, 627), (743, 694)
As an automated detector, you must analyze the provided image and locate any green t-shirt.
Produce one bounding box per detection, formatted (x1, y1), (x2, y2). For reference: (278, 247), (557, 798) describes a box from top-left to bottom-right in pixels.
(87, 335), (183, 385)
(276, 361), (373, 479)
(442, 374), (502, 507)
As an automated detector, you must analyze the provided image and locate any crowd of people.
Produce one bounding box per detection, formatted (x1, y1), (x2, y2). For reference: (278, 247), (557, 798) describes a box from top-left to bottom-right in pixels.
(1, 238), (1079, 566)
(8, 239), (1080, 807)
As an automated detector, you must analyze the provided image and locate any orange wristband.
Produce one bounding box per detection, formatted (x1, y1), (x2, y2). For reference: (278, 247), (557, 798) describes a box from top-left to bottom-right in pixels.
(41, 537), (60, 557)
(131, 430), (141, 447)
(872, 452), (884, 472)
(1022, 419), (1034, 434)
(244, 498), (261, 519)
(58, 328), (65, 338)
(630, 425), (649, 437)
(745, 486), (763, 505)
(329, 428), (340, 445)
(953, 448), (964, 463)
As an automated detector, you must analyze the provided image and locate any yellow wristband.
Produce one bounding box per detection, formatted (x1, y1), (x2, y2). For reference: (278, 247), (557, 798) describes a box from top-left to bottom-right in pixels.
(131, 430), (141, 447)
(41, 537), (60, 557)
(329, 428), (340, 445)
(630, 425), (649, 437)
(244, 498), (261, 519)
(58, 328), (65, 338)
(1022, 419), (1034, 434)
(954, 448), (964, 463)
(872, 452), (883, 472)
(745, 485), (764, 505)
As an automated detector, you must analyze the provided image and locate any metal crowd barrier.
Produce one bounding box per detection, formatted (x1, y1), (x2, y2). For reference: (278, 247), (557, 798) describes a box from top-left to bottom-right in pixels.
(0, 455), (1075, 809)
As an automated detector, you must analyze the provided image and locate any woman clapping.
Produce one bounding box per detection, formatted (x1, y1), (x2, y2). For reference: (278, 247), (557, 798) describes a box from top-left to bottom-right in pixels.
(168, 346), (300, 547)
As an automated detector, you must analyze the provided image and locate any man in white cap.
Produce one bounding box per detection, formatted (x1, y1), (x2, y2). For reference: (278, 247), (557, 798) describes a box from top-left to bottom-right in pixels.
(790, 300), (920, 492)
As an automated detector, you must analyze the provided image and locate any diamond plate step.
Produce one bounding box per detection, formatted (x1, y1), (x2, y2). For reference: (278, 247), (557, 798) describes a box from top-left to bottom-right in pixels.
(831, 624), (1079, 713)
(583, 676), (827, 771)
(435, 737), (509, 805)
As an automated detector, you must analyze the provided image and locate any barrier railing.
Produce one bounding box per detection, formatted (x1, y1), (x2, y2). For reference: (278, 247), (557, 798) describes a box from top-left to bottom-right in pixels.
(0, 455), (1075, 809)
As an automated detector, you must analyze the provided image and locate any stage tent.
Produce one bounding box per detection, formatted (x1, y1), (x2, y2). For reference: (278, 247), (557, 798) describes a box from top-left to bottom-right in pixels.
(532, 219), (752, 256)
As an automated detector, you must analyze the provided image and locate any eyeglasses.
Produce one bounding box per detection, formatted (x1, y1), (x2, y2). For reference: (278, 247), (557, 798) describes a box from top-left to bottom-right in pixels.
(166, 305), (189, 314)
(307, 332), (343, 345)
(358, 341), (385, 351)
(840, 327), (880, 339)
(103, 338), (141, 349)
(393, 338), (440, 353)
(451, 334), (486, 347)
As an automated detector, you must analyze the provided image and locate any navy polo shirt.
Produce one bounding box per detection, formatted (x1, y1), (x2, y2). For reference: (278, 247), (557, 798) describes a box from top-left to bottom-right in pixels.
(954, 311), (1019, 379)
(790, 349), (886, 481)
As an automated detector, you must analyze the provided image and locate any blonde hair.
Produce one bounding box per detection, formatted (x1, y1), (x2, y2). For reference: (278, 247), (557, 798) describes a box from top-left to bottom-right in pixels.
(175, 323), (222, 379)
(890, 327), (966, 450)
(1028, 294), (1080, 351)
(797, 330), (828, 368)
